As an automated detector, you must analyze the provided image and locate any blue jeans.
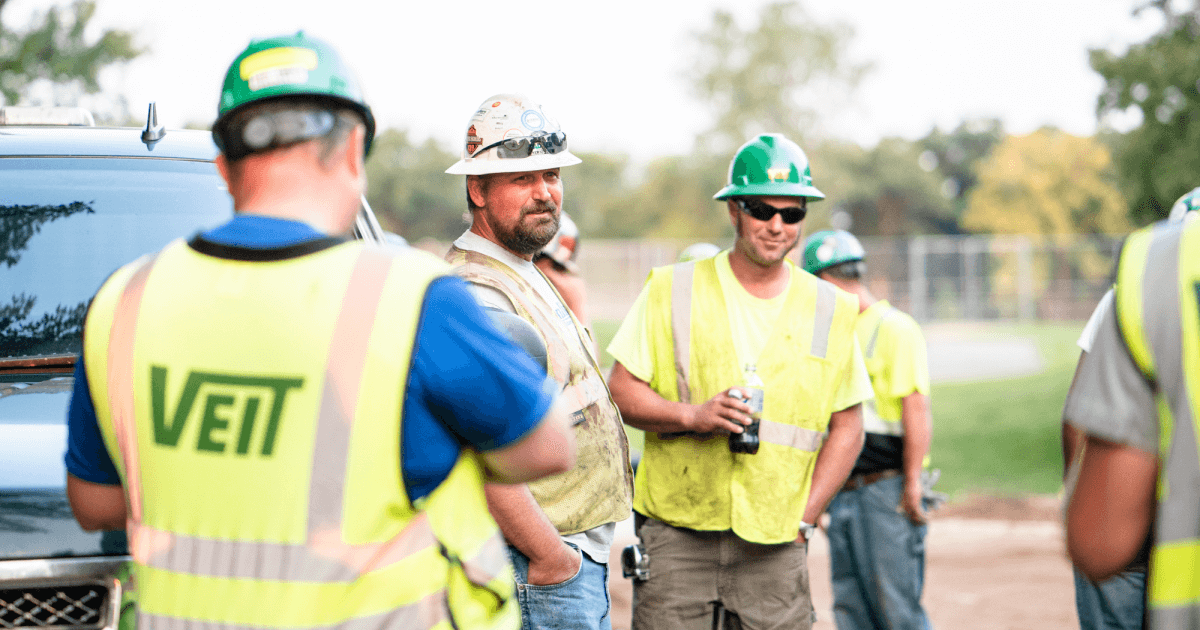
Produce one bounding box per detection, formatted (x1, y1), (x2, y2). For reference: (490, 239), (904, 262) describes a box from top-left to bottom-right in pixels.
(507, 543), (612, 630)
(1073, 567), (1146, 630)
(827, 474), (932, 630)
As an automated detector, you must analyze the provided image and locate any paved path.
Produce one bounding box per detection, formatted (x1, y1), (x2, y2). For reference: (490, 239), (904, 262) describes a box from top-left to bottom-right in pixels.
(924, 322), (1045, 384)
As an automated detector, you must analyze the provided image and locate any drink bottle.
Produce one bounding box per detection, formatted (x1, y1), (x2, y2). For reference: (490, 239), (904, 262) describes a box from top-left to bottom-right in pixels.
(728, 364), (763, 454)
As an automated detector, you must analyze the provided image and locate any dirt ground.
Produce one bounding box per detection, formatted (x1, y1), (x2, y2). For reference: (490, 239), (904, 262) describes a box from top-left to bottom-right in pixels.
(606, 494), (1077, 630)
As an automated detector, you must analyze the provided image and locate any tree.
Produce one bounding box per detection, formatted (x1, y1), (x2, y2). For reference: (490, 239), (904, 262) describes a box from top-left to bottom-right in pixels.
(0, 1), (141, 116)
(963, 130), (1129, 239)
(364, 129), (465, 243)
(1090, 2), (1200, 224)
(963, 129), (1129, 308)
(813, 138), (952, 237)
(689, 1), (869, 155)
(917, 118), (1005, 231)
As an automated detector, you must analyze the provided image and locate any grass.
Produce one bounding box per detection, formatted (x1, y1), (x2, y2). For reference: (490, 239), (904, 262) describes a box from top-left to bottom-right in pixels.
(593, 318), (1083, 497)
(929, 322), (1082, 498)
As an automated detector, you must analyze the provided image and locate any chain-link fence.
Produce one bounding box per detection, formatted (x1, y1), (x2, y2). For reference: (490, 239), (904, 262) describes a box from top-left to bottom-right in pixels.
(573, 235), (1122, 323)
(413, 234), (1122, 324)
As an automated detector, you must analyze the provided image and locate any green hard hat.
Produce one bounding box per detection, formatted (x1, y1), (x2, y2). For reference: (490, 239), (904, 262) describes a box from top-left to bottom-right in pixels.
(713, 133), (825, 201)
(1168, 186), (1200, 224)
(213, 32), (375, 156)
(802, 229), (865, 275)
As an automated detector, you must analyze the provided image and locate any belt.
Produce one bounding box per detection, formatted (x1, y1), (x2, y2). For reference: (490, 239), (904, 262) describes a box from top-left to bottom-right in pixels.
(842, 469), (901, 492)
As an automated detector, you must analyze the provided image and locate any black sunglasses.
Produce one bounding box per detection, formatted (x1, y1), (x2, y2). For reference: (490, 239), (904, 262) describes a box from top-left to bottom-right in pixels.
(734, 197), (807, 224)
(470, 131), (568, 159)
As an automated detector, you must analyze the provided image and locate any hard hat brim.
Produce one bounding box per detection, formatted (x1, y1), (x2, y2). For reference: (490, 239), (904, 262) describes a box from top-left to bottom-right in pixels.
(445, 150), (582, 175)
(714, 182), (825, 201)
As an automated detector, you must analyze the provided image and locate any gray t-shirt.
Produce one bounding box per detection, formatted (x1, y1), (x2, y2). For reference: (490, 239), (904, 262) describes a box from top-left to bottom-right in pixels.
(1062, 298), (1158, 454)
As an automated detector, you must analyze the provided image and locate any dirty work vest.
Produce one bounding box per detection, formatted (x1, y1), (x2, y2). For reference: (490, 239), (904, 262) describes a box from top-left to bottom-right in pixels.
(637, 257), (859, 544)
(1115, 220), (1200, 630)
(446, 246), (633, 535)
(84, 238), (516, 630)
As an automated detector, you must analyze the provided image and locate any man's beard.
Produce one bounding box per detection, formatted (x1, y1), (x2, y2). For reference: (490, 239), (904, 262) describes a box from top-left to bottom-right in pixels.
(496, 202), (560, 256)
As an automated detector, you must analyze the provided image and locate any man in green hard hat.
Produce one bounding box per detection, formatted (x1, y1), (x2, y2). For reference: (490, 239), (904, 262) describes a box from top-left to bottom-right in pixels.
(802, 228), (937, 630)
(64, 33), (576, 629)
(607, 133), (871, 629)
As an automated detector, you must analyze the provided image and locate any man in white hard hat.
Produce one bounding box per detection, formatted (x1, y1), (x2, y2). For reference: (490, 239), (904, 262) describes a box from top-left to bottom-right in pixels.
(445, 94), (634, 630)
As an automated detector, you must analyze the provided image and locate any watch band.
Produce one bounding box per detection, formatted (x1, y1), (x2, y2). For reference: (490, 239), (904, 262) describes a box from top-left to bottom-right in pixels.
(799, 521), (817, 540)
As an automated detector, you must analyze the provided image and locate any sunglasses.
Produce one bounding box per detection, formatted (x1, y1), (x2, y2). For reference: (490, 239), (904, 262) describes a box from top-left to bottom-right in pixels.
(470, 131), (568, 159)
(734, 197), (807, 224)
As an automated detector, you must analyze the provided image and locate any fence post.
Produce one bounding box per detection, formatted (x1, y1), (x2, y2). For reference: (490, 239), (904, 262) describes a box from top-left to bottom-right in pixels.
(1017, 237), (1035, 322)
(909, 236), (926, 322)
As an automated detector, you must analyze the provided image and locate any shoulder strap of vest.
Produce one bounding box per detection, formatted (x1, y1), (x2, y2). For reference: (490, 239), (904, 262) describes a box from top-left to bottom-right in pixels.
(1116, 225), (1176, 383)
(865, 305), (900, 359)
(670, 261), (699, 404)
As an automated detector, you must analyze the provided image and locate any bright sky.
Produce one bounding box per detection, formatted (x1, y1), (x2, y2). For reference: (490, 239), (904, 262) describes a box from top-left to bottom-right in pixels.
(8, 0), (1167, 161)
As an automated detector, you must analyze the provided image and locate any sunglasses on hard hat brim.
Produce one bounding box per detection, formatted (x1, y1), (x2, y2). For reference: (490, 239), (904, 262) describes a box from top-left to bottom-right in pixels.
(470, 131), (568, 159)
(734, 197), (807, 224)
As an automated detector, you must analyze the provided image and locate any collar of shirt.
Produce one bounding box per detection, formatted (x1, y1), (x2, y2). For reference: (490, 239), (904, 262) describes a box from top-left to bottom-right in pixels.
(200, 215), (326, 248)
(454, 229), (538, 272)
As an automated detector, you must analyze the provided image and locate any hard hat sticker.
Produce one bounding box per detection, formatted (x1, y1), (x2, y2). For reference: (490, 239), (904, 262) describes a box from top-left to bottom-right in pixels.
(466, 125), (482, 154)
(521, 109), (545, 131)
(239, 47), (318, 80)
(767, 167), (790, 181)
(248, 67), (309, 91)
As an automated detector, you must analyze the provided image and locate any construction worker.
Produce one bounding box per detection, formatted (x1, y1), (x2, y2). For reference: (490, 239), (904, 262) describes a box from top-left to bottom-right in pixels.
(802, 229), (936, 630)
(607, 133), (872, 630)
(444, 94), (634, 630)
(1062, 186), (1200, 630)
(535, 212), (589, 325)
(1064, 210), (1200, 628)
(63, 34), (575, 629)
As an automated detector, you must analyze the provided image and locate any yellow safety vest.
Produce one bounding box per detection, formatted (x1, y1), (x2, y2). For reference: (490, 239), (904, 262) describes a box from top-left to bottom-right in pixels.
(84, 238), (517, 630)
(446, 246), (633, 534)
(1115, 220), (1200, 629)
(637, 257), (859, 544)
(857, 300), (931, 468)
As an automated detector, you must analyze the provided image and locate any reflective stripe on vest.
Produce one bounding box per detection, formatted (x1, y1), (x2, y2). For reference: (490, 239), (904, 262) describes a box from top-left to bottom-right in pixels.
(668, 259), (832, 452)
(445, 246), (633, 536)
(1115, 222), (1200, 625)
(95, 243), (512, 629)
(861, 306), (903, 437)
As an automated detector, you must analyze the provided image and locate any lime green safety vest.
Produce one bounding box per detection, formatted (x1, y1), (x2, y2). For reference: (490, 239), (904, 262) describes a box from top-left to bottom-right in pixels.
(446, 246), (633, 535)
(857, 300), (931, 468)
(636, 257), (860, 544)
(1115, 220), (1200, 629)
(84, 238), (517, 630)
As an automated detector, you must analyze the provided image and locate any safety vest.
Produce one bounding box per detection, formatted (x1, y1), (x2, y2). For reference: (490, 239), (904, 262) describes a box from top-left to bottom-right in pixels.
(637, 257), (860, 544)
(1115, 220), (1200, 629)
(84, 238), (517, 630)
(446, 246), (633, 535)
(856, 300), (931, 468)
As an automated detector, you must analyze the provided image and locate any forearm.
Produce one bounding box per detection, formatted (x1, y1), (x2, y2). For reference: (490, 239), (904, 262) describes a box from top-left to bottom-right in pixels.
(803, 405), (864, 523)
(900, 393), (931, 483)
(608, 362), (694, 433)
(484, 483), (566, 561)
(1067, 435), (1157, 581)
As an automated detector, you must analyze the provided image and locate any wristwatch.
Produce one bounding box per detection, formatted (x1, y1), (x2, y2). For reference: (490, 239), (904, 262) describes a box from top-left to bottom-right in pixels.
(798, 521), (817, 541)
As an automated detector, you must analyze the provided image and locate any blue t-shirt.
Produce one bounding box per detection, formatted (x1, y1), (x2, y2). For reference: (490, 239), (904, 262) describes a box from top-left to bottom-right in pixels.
(65, 216), (553, 501)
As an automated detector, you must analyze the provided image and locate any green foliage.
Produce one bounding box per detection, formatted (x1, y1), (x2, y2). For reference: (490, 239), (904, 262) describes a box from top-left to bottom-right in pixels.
(811, 138), (951, 236)
(689, 1), (869, 155)
(1090, 6), (1200, 225)
(364, 129), (466, 242)
(962, 129), (1129, 239)
(928, 323), (1081, 497)
(917, 119), (1005, 230)
(0, 1), (141, 107)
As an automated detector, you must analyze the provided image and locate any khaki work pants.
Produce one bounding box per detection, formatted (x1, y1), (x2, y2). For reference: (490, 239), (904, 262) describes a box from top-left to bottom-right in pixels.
(632, 516), (813, 630)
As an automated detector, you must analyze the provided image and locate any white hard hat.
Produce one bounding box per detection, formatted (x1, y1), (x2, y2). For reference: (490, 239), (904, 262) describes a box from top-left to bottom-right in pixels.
(445, 94), (582, 175)
(538, 213), (580, 272)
